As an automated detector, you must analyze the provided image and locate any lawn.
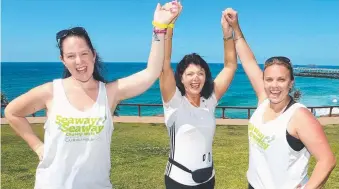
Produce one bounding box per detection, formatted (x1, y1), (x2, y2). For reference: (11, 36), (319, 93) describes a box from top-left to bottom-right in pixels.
(1, 123), (339, 189)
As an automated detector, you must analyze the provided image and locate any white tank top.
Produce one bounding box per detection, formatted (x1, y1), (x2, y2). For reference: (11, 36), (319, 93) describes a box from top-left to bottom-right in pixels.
(34, 79), (114, 189)
(163, 87), (217, 186)
(247, 99), (311, 189)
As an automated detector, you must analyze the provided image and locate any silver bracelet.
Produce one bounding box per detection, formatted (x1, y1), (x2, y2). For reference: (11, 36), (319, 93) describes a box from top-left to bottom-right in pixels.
(223, 35), (233, 41)
(234, 35), (244, 41)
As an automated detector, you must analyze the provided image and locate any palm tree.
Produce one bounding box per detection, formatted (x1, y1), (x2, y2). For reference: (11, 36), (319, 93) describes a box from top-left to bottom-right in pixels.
(1, 92), (9, 117)
(1, 92), (9, 106)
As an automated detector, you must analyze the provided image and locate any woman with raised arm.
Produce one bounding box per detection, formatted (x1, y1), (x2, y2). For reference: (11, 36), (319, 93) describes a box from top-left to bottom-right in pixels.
(159, 3), (238, 188)
(225, 8), (336, 189)
(4, 3), (178, 189)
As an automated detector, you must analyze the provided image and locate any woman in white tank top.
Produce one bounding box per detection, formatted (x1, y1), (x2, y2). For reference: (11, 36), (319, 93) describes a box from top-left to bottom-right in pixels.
(159, 3), (238, 189)
(224, 8), (336, 189)
(4, 4), (180, 189)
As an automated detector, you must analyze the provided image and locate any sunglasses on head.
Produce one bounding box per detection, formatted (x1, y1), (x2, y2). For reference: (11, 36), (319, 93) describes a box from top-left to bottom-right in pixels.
(265, 56), (291, 64)
(56, 27), (88, 44)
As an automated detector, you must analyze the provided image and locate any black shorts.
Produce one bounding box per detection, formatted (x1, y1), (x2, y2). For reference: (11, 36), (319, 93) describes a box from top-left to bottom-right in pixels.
(165, 175), (215, 189)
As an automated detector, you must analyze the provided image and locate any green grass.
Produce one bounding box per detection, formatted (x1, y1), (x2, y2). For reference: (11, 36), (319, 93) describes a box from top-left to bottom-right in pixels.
(1, 123), (339, 189)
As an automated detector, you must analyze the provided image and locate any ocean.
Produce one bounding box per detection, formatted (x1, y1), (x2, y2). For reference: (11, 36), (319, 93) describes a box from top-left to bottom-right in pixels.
(1, 62), (339, 118)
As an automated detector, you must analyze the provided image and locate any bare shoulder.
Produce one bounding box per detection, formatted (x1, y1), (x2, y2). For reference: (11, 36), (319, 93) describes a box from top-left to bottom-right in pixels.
(257, 96), (268, 107)
(6, 81), (54, 112)
(294, 107), (315, 121)
(105, 80), (118, 94)
(257, 94), (268, 105)
(105, 81), (119, 108)
(290, 105), (335, 164)
(40, 82), (54, 92)
(290, 107), (320, 129)
(38, 82), (54, 109)
(32, 82), (54, 99)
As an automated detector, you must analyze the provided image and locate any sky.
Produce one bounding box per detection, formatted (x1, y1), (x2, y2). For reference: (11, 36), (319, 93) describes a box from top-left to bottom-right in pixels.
(1, 0), (339, 65)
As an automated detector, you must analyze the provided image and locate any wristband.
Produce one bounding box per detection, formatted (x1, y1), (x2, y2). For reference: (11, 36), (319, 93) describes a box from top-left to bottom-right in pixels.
(154, 28), (167, 34)
(152, 21), (168, 29)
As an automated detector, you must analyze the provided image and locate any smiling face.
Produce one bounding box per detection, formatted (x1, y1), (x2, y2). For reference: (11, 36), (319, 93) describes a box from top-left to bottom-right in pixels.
(60, 36), (96, 82)
(263, 64), (294, 104)
(181, 63), (206, 97)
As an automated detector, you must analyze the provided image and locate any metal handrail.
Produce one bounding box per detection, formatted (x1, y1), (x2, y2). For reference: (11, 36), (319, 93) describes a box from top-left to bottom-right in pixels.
(118, 103), (339, 119)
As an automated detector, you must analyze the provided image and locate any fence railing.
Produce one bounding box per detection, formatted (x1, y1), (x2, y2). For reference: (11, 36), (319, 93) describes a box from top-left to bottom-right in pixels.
(118, 103), (339, 119)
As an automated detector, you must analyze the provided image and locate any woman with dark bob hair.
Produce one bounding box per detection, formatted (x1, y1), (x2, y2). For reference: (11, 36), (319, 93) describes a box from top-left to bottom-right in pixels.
(159, 2), (238, 189)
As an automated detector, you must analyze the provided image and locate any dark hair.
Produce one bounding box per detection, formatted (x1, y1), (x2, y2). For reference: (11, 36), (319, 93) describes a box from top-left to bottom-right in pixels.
(56, 27), (106, 83)
(174, 53), (214, 99)
(264, 56), (301, 101)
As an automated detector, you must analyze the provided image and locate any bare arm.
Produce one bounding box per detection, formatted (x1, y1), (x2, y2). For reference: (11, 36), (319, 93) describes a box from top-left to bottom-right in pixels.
(4, 83), (53, 154)
(234, 27), (266, 103)
(214, 11), (237, 101)
(227, 9), (266, 103)
(159, 2), (182, 103)
(106, 3), (179, 107)
(107, 32), (166, 106)
(159, 27), (176, 103)
(290, 108), (336, 189)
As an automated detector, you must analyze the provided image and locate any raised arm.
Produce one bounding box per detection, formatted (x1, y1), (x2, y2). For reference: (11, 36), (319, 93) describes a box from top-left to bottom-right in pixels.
(4, 82), (53, 160)
(227, 9), (267, 103)
(106, 3), (179, 107)
(290, 108), (336, 189)
(213, 9), (238, 101)
(160, 1), (182, 103)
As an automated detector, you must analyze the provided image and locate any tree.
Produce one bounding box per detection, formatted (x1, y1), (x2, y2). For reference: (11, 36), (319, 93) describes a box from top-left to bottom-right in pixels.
(1, 92), (9, 117)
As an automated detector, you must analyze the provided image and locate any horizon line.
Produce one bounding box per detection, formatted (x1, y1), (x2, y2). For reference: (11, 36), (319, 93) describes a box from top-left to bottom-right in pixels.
(1, 61), (339, 67)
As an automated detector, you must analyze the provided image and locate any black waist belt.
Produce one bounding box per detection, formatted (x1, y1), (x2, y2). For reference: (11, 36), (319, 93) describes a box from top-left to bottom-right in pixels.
(168, 158), (214, 183)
